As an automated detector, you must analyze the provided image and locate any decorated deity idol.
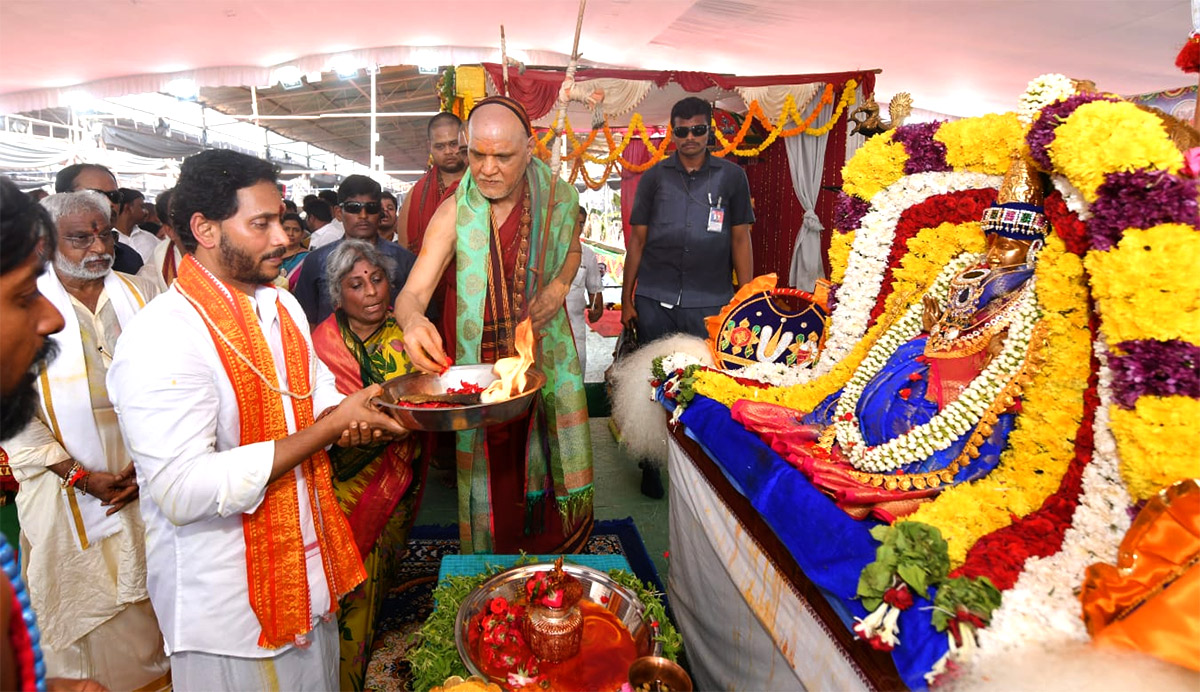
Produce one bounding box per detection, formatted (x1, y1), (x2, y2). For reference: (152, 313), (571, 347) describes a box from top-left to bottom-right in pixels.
(734, 156), (1049, 521)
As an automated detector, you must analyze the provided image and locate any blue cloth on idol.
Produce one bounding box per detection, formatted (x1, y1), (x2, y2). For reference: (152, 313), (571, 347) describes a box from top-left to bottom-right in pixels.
(679, 396), (946, 688)
(805, 336), (1014, 482)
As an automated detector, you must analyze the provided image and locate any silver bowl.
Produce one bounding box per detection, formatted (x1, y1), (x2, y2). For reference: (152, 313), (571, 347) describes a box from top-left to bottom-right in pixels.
(374, 363), (545, 432)
(454, 563), (659, 682)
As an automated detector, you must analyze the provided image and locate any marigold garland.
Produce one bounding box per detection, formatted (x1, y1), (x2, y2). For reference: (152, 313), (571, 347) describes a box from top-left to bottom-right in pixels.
(1084, 224), (1200, 343)
(1108, 395), (1200, 501)
(531, 80), (857, 172)
(535, 112), (674, 173)
(902, 234), (1092, 566)
(841, 133), (908, 200)
(829, 230), (855, 284)
(1048, 101), (1185, 201)
(933, 113), (1024, 175)
(711, 80), (858, 157)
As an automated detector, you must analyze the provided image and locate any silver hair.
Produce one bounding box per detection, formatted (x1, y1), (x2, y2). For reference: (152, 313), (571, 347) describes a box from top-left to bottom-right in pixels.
(39, 190), (112, 226)
(324, 239), (398, 309)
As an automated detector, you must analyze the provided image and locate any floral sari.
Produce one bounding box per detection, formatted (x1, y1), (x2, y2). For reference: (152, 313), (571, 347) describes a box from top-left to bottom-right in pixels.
(312, 311), (421, 691)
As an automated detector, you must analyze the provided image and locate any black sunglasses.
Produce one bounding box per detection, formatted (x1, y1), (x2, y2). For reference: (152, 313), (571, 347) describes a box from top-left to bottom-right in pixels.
(672, 124), (710, 139)
(86, 188), (122, 204)
(340, 201), (381, 215)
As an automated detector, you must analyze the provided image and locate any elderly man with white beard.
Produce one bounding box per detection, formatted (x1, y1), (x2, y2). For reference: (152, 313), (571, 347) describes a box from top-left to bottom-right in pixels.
(4, 190), (170, 690)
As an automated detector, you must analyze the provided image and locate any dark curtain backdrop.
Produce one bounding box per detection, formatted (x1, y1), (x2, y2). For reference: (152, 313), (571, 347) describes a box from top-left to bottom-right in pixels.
(741, 118), (848, 287)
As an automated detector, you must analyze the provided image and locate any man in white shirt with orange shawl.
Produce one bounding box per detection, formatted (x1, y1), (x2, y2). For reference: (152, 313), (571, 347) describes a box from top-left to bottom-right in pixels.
(108, 149), (406, 690)
(4, 189), (169, 690)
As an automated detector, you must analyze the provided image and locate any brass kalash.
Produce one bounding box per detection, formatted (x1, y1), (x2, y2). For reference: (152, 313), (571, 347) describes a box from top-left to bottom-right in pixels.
(374, 318), (546, 431)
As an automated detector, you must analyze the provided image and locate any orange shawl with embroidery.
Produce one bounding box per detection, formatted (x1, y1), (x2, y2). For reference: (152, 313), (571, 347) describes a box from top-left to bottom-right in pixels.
(175, 256), (365, 649)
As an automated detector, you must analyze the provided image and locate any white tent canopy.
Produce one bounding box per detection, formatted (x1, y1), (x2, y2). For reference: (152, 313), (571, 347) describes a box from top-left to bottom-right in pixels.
(0, 0), (1190, 117)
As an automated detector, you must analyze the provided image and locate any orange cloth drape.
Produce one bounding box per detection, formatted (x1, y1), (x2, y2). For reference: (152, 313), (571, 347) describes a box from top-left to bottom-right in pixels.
(1081, 479), (1200, 671)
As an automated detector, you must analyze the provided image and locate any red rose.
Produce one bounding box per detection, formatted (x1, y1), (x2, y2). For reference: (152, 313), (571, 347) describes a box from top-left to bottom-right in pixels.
(883, 584), (914, 610)
(898, 388), (911, 400)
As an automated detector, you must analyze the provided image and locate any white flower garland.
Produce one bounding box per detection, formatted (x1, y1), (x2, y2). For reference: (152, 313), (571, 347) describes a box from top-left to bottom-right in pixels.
(1051, 174), (1092, 220)
(1018, 73), (1076, 125)
(971, 338), (1132, 660)
(729, 360), (816, 388)
(831, 254), (1041, 473)
(816, 171), (1002, 378)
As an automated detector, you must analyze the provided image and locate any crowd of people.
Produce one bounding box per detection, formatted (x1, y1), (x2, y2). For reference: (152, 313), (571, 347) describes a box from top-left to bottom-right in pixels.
(0, 95), (755, 691)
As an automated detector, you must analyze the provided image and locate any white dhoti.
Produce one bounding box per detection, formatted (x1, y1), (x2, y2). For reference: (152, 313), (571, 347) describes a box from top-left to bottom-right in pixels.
(169, 619), (339, 692)
(44, 599), (171, 692)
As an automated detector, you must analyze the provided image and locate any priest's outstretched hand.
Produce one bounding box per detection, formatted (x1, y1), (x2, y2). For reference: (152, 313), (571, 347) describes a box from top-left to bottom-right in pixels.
(398, 312), (451, 374)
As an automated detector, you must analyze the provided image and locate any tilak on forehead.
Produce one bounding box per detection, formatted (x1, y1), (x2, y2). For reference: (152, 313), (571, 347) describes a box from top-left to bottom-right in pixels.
(467, 95), (533, 136)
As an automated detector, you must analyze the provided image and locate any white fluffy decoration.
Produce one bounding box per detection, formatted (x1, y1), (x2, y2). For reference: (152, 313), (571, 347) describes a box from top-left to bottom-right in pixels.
(949, 643), (1199, 692)
(607, 334), (713, 464)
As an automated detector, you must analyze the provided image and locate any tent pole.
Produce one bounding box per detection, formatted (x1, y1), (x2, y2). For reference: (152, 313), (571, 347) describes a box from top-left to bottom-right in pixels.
(370, 66), (379, 171)
(534, 0), (587, 296)
(500, 25), (510, 97)
(548, 0), (586, 174)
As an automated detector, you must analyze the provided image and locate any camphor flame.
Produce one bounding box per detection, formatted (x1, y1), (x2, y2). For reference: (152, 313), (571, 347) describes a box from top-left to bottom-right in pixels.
(480, 317), (536, 403)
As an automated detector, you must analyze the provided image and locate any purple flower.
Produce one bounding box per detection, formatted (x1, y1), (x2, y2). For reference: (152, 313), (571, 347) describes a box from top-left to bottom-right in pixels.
(1109, 339), (1200, 409)
(1026, 93), (1119, 171)
(834, 193), (870, 233)
(1088, 170), (1200, 251)
(892, 122), (951, 174)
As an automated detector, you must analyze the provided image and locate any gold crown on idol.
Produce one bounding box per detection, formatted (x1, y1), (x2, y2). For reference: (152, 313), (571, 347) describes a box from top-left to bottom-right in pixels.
(980, 154), (1048, 240)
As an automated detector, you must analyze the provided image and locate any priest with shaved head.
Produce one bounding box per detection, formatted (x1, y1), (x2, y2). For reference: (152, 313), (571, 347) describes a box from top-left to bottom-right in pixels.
(393, 97), (593, 554)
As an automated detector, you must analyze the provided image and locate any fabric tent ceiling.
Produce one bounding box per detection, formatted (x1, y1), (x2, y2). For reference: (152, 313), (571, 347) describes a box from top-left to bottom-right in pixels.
(0, 0), (1188, 118)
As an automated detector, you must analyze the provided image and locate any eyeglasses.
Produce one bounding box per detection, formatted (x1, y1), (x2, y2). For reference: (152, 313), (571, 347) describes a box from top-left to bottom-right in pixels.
(340, 201), (381, 215)
(85, 188), (122, 205)
(63, 229), (119, 249)
(672, 124), (710, 139)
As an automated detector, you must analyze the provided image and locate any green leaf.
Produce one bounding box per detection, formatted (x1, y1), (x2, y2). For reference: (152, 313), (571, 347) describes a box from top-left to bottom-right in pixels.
(897, 563), (927, 595)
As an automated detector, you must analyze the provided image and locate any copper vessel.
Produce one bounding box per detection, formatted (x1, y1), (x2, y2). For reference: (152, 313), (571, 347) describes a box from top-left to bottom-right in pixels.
(525, 601), (583, 662)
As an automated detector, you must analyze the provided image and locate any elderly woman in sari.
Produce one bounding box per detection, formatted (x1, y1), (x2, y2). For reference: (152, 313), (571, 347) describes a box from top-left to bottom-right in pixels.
(311, 239), (421, 691)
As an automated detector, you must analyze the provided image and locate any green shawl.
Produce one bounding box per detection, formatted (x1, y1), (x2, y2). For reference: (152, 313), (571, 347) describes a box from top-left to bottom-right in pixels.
(454, 157), (593, 554)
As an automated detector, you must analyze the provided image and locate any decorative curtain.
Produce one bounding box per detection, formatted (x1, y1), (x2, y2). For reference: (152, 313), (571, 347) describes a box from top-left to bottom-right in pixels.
(784, 94), (834, 291)
(734, 83), (821, 123)
(569, 78), (654, 119)
(619, 137), (652, 244)
(742, 140), (805, 281)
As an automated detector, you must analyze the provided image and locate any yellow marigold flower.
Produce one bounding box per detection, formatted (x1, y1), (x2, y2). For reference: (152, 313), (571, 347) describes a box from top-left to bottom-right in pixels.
(1086, 224), (1200, 343)
(829, 231), (854, 285)
(1109, 396), (1200, 501)
(1049, 101), (1184, 201)
(841, 134), (907, 200)
(935, 113), (1025, 174)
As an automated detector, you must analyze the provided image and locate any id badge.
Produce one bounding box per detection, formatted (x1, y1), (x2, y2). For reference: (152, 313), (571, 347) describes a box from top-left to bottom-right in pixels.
(707, 207), (725, 232)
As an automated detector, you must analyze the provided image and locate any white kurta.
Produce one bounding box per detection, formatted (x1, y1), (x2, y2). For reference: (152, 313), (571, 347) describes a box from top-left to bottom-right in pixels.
(5, 270), (169, 690)
(136, 237), (184, 292)
(107, 279), (345, 662)
(566, 245), (603, 372)
(307, 218), (344, 250)
(117, 226), (161, 263)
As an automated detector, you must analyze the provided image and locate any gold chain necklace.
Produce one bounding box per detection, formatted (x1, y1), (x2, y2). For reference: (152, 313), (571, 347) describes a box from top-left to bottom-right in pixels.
(175, 282), (314, 399)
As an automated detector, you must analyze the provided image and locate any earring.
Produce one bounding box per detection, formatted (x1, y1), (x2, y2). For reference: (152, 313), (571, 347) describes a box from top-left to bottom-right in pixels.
(1025, 239), (1043, 268)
